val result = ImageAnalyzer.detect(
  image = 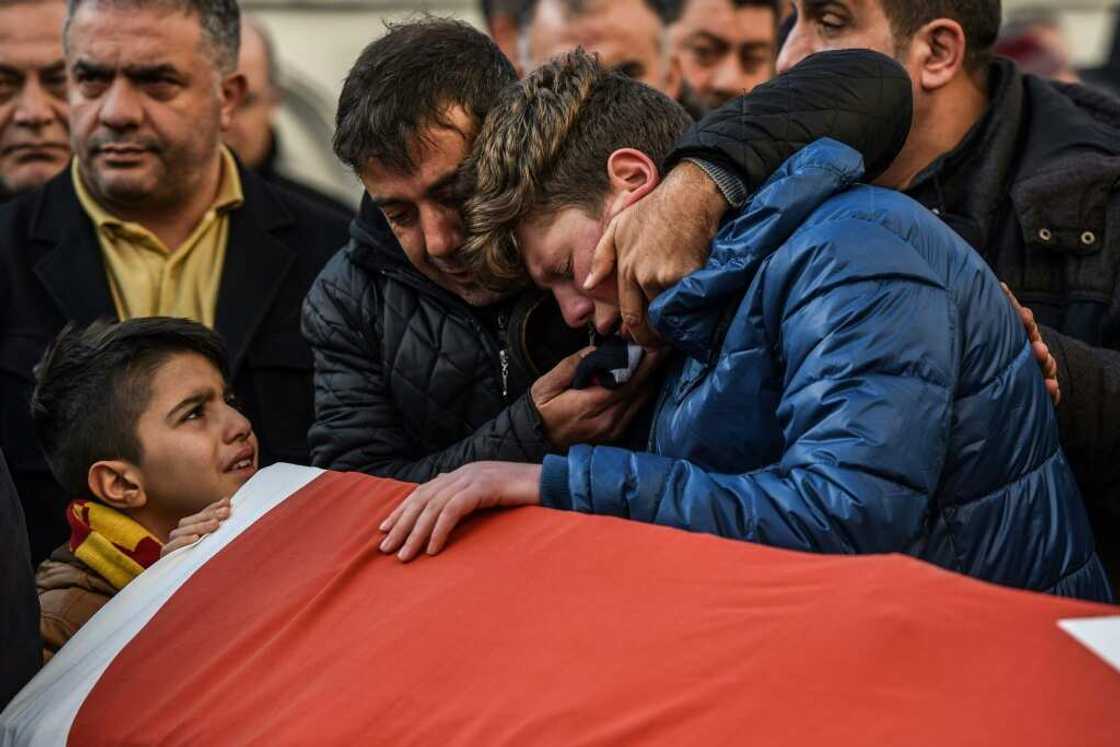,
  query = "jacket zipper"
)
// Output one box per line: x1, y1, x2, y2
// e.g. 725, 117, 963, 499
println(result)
497, 311, 511, 399
380, 267, 513, 404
